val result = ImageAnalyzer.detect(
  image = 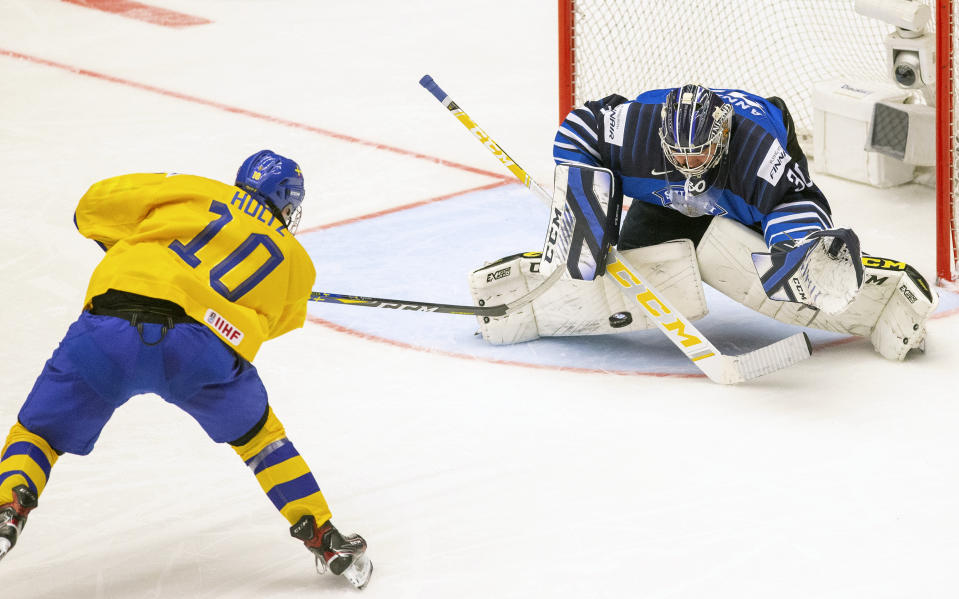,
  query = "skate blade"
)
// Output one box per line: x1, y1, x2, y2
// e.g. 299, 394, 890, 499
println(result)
342, 553, 372, 590
0, 537, 11, 562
